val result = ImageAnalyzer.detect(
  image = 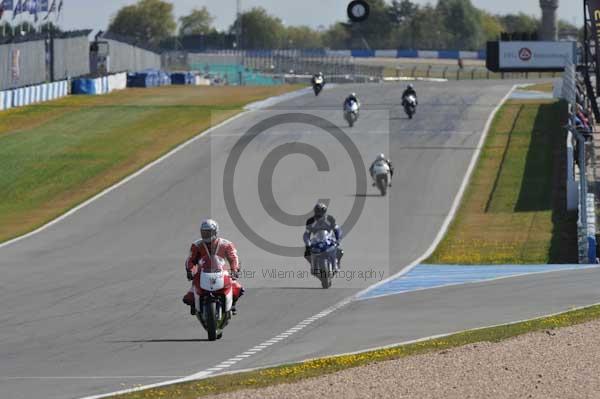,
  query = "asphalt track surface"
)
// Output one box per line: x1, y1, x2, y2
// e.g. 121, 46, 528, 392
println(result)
3, 81, 597, 399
